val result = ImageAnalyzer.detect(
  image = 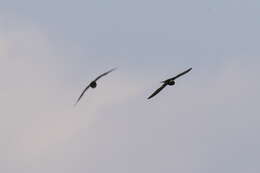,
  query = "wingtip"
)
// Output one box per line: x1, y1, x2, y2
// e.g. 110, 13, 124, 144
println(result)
74, 98, 81, 107
147, 95, 154, 100
112, 67, 118, 71
106, 67, 118, 74
73, 102, 78, 107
